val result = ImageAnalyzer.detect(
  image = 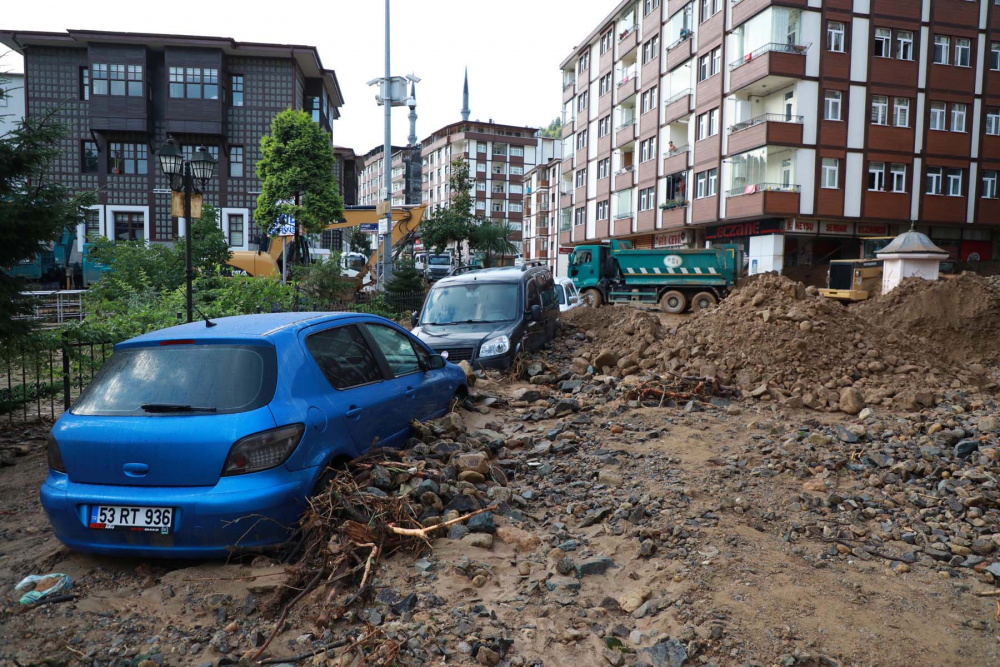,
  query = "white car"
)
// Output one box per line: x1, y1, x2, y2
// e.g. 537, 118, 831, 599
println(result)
555, 277, 583, 313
